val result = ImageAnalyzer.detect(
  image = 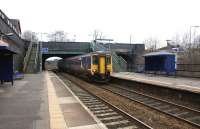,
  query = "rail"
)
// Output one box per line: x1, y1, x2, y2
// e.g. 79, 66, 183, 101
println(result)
23, 41, 33, 72
102, 84, 200, 128
60, 73, 153, 129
